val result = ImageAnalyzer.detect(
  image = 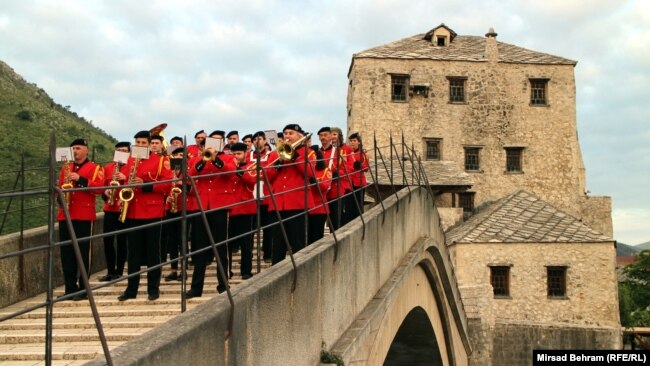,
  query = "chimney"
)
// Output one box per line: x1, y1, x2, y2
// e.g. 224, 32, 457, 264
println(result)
485, 27, 499, 63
